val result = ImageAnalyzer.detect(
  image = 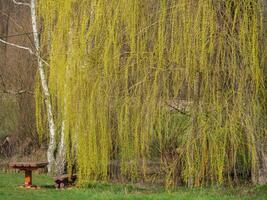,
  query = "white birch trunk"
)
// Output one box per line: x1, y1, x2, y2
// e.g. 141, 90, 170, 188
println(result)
55, 120, 66, 175
30, 0, 56, 173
